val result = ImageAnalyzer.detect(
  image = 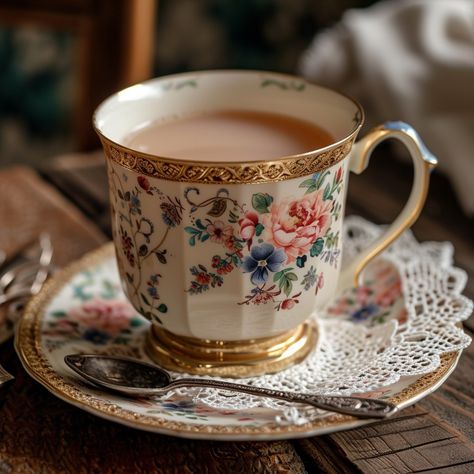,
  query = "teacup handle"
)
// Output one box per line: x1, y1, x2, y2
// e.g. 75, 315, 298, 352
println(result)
338, 121, 438, 291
